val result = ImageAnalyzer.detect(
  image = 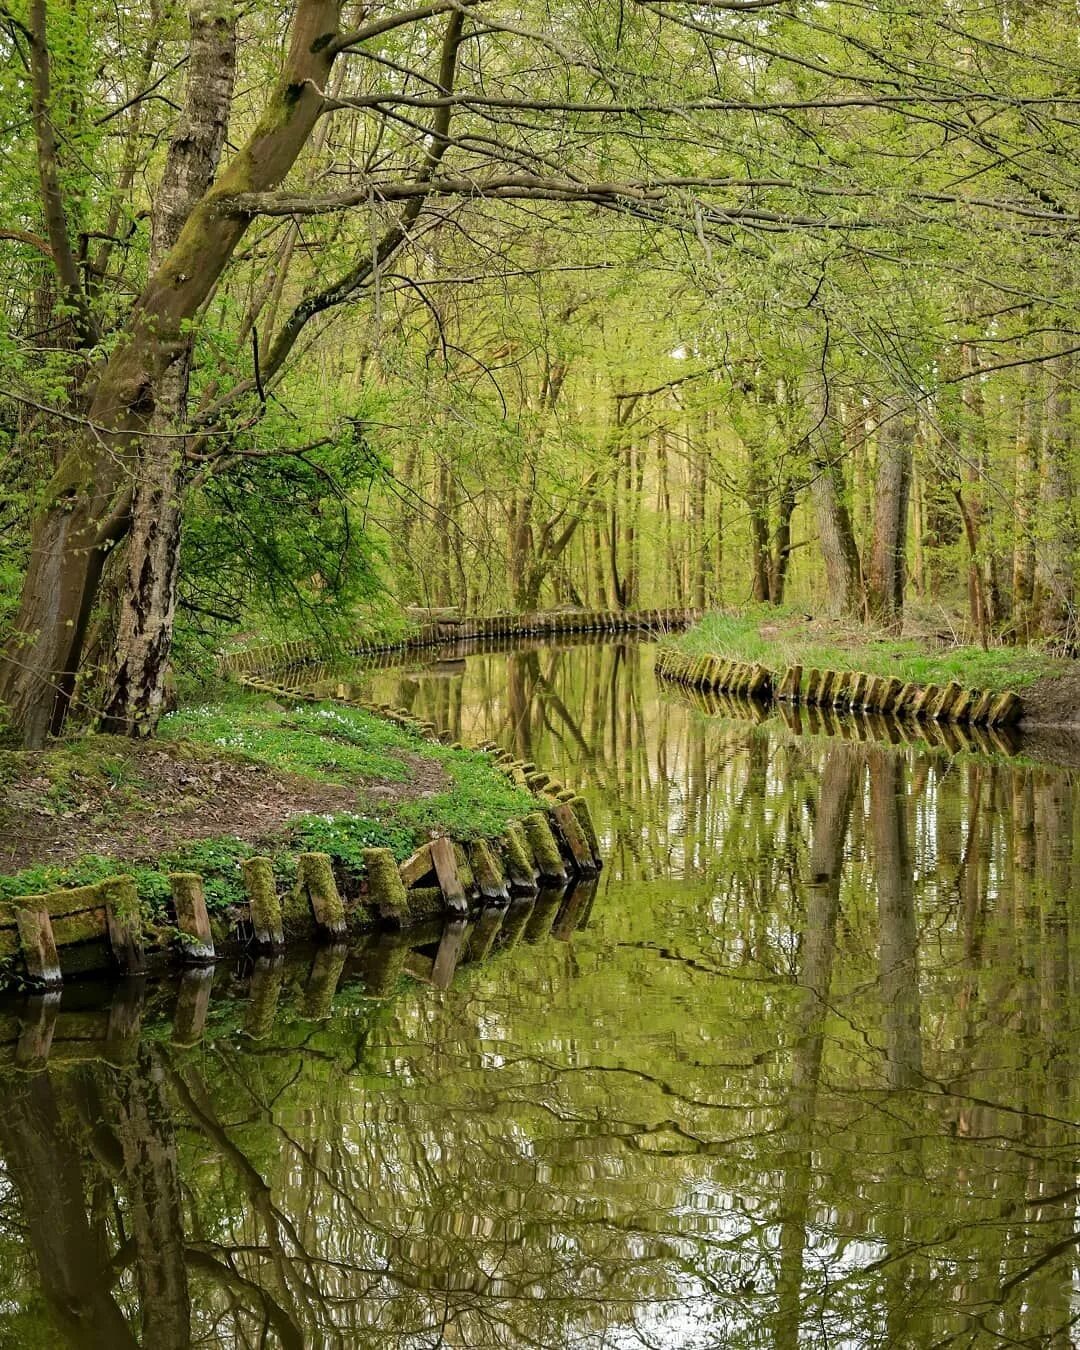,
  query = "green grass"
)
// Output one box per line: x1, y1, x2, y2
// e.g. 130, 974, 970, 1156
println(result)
674, 606, 1065, 692
0, 696, 538, 914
